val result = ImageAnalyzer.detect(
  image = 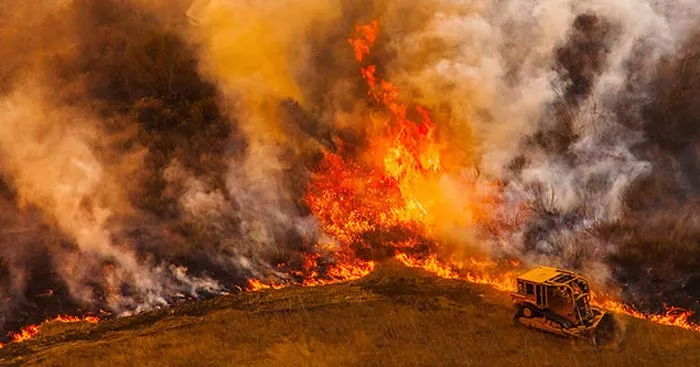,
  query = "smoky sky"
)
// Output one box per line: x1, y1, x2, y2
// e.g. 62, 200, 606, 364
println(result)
0, 0, 699, 336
